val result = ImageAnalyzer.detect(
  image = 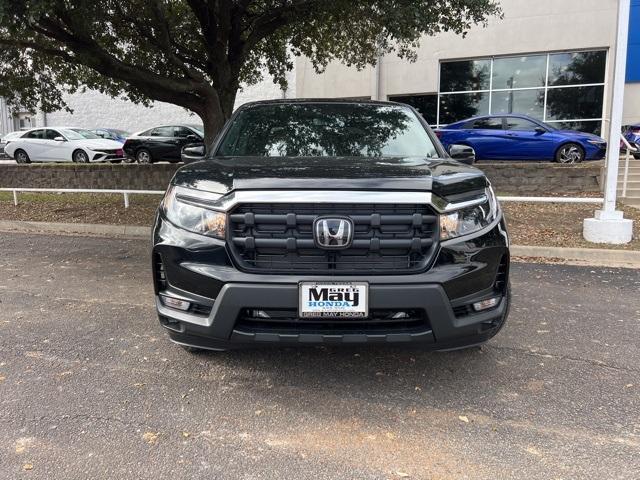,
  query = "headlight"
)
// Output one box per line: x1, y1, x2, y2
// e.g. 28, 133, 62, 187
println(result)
439, 187, 498, 240
162, 186, 226, 239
